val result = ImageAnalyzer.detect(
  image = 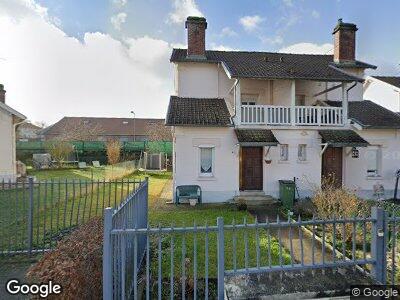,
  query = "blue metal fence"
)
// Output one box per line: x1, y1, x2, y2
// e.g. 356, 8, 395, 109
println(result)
103, 205, 400, 300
